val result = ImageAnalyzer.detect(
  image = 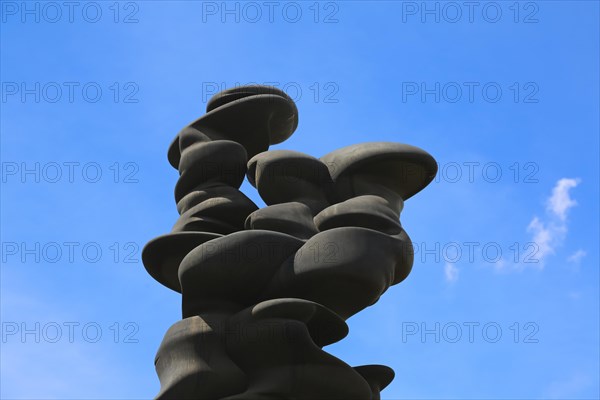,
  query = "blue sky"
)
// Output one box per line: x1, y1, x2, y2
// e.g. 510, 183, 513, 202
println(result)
1, 1, 598, 399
